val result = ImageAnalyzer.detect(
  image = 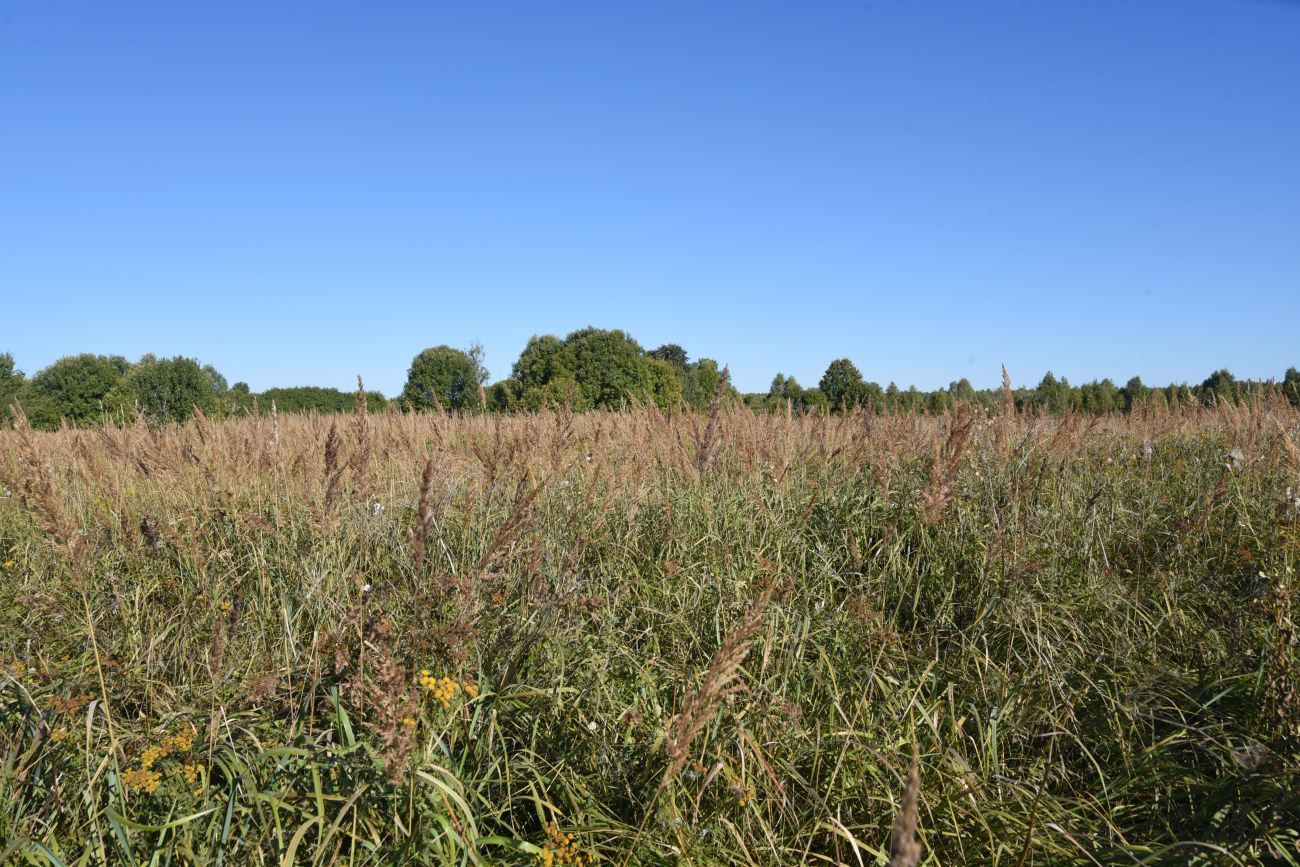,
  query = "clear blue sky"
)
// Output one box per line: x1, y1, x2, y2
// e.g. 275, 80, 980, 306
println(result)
3, 1, 1297, 395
